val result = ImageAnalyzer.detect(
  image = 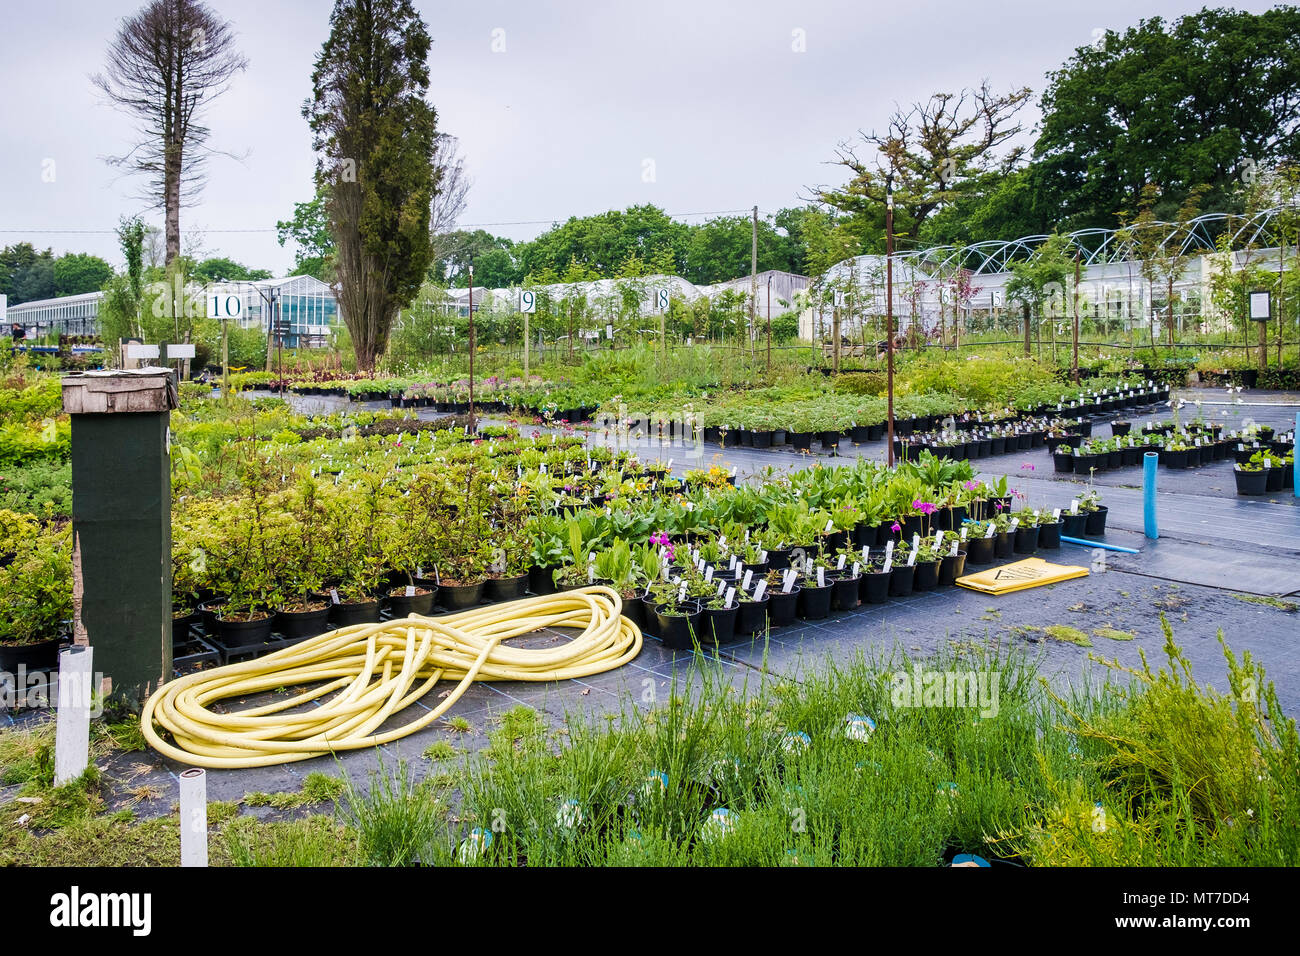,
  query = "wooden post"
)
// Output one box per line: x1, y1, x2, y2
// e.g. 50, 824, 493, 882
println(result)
62, 370, 176, 705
